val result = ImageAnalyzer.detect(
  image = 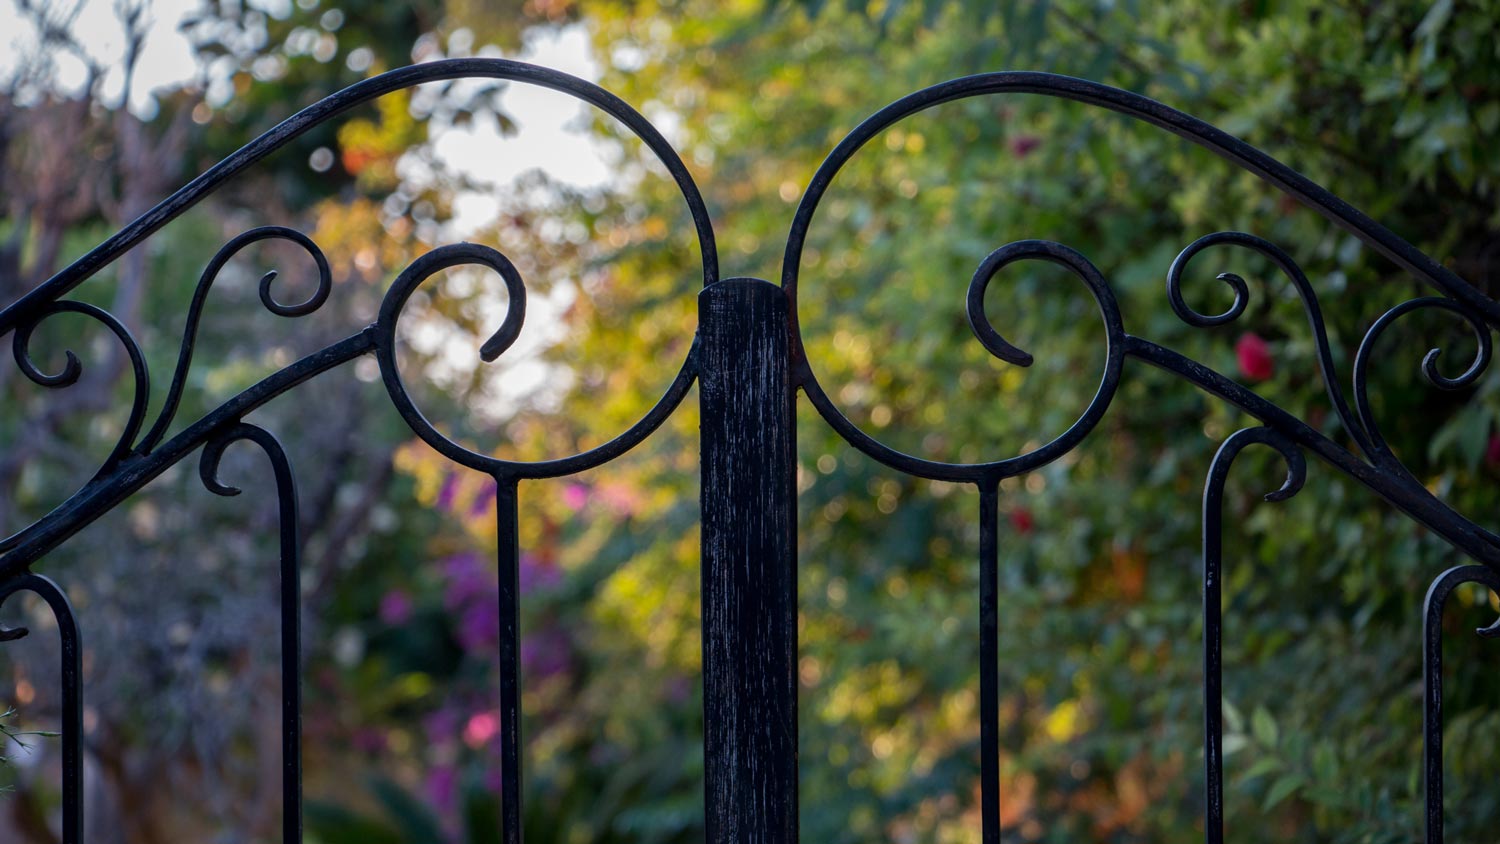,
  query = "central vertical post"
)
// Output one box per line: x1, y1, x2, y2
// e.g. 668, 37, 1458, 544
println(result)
699, 277, 798, 844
